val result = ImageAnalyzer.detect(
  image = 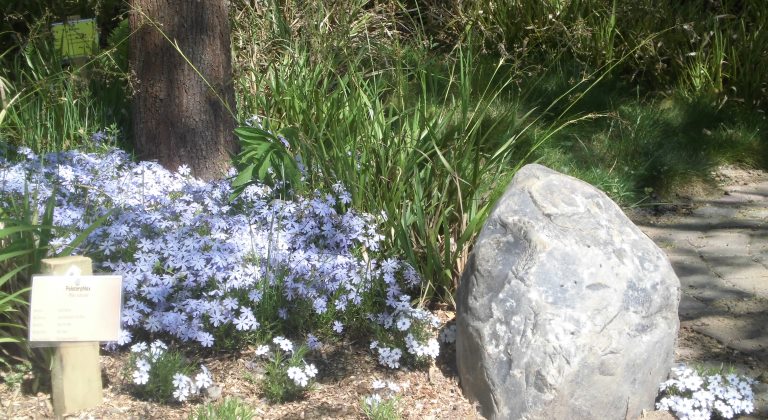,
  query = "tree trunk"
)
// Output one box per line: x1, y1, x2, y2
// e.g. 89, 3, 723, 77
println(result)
129, 0, 237, 180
